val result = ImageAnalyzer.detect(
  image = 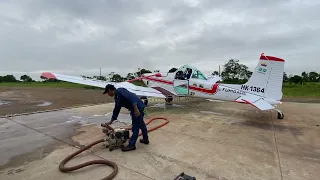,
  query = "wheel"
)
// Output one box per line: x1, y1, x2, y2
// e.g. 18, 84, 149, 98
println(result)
144, 99, 148, 106
165, 96, 173, 104
277, 112, 284, 119
109, 146, 114, 151
140, 96, 148, 106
